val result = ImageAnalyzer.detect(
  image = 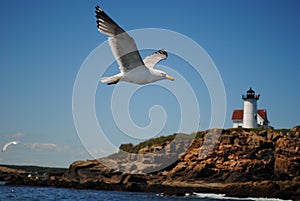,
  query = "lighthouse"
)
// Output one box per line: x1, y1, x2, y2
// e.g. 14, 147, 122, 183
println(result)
242, 87, 260, 128
232, 88, 270, 128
